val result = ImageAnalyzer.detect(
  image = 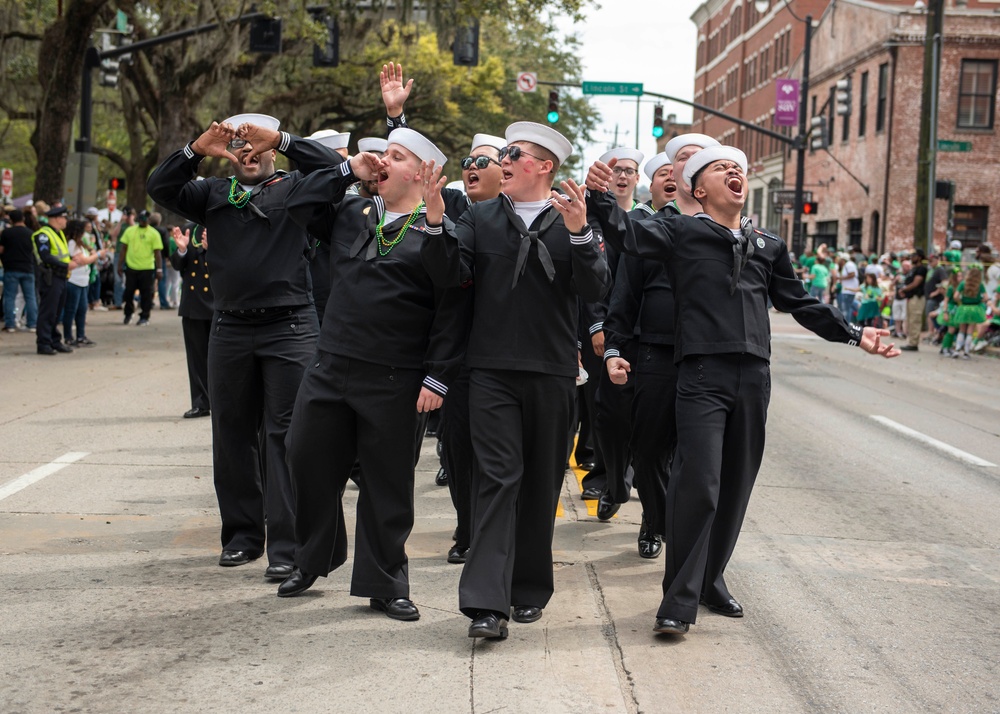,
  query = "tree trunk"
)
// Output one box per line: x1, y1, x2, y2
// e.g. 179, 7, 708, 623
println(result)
30, 0, 109, 204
